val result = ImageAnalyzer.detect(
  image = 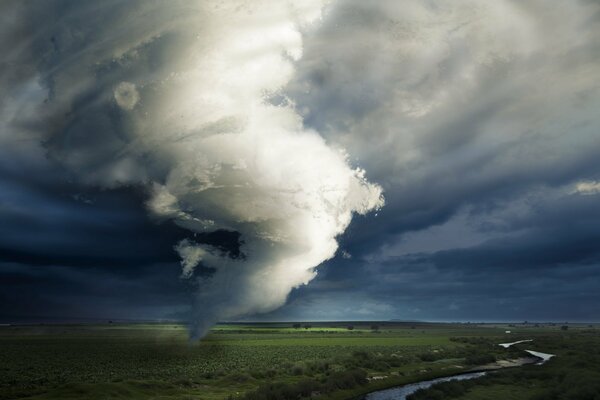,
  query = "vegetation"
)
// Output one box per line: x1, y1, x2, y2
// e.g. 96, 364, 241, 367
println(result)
408, 329, 600, 400
242, 369, 367, 400
0, 322, 597, 399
